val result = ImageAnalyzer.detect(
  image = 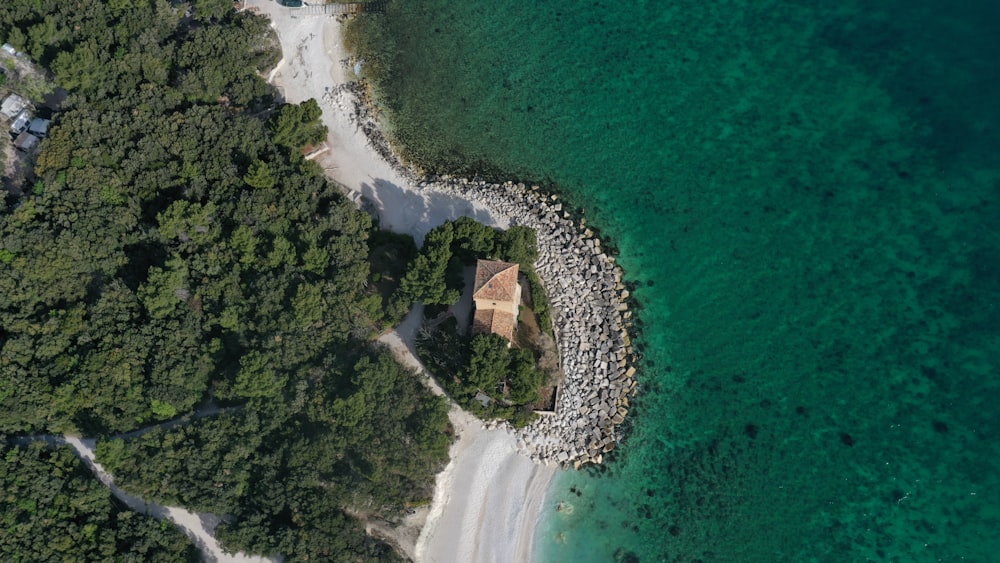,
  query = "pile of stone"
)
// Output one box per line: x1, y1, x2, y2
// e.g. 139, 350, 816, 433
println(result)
344, 88, 639, 469
429, 180, 639, 468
